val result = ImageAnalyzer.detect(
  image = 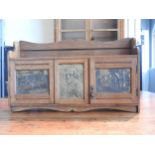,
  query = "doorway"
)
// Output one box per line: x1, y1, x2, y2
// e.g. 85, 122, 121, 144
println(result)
141, 19, 155, 92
